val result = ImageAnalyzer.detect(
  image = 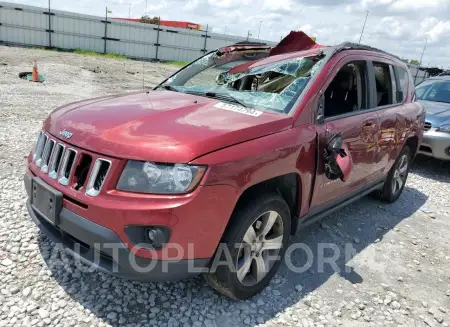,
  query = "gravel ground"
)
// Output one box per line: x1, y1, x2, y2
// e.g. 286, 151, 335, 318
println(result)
1, 44, 450, 327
